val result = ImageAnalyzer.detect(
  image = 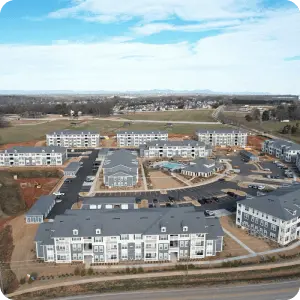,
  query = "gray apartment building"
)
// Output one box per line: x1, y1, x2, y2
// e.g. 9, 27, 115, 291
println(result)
102, 150, 139, 188
0, 146, 68, 167
117, 130, 168, 147
236, 186, 300, 246
34, 207, 224, 264
262, 139, 300, 162
196, 129, 248, 148
140, 140, 212, 158
46, 130, 100, 148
